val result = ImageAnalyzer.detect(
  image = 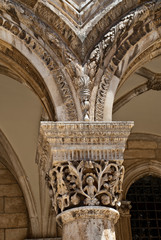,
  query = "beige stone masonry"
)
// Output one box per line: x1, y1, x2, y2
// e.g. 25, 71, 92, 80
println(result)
124, 149, 156, 159
0, 184, 22, 197
5, 197, 27, 213
116, 134, 161, 239
0, 213, 28, 228
0, 170, 17, 184
128, 140, 157, 149
0, 197, 4, 213
0, 161, 29, 240
0, 229, 4, 240
0, 162, 6, 169
6, 228, 28, 240
25, 239, 61, 240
